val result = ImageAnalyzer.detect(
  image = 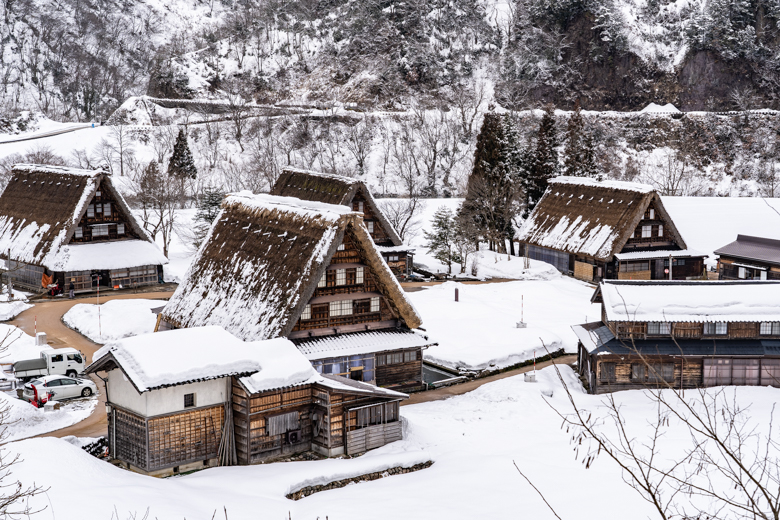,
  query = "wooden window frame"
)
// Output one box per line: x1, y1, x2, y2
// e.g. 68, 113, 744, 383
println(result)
184, 393, 195, 408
